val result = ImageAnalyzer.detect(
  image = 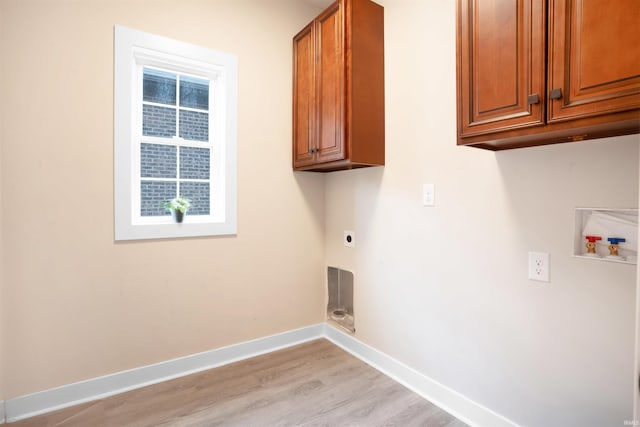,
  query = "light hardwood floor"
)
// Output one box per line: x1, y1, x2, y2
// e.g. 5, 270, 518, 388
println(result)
10, 339, 468, 426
